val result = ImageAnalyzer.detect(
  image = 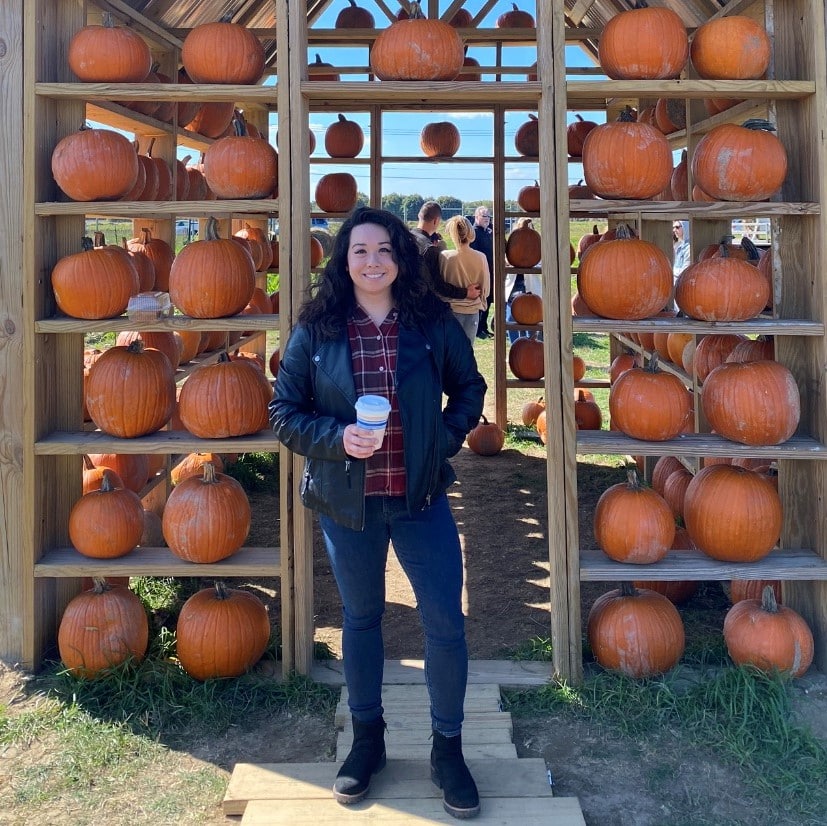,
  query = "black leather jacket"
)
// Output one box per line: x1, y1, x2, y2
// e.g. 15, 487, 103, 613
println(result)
269, 314, 486, 530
